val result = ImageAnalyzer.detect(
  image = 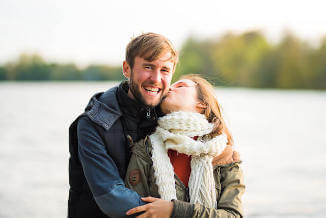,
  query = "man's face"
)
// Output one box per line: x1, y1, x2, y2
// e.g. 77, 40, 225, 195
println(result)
123, 52, 174, 107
